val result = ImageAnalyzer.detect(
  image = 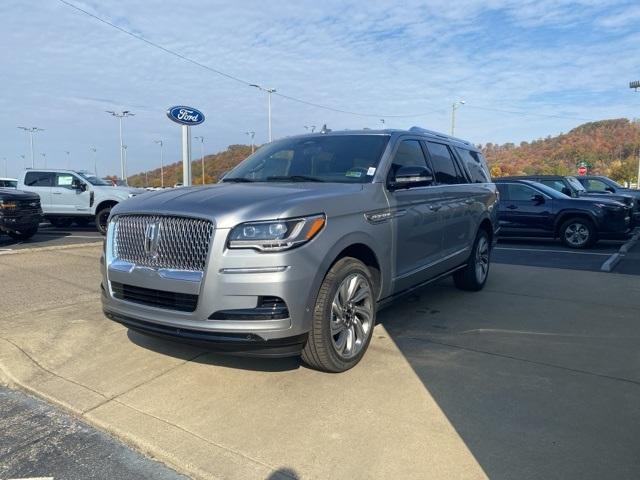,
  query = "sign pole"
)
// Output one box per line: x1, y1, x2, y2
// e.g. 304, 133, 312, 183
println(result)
182, 125, 192, 186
